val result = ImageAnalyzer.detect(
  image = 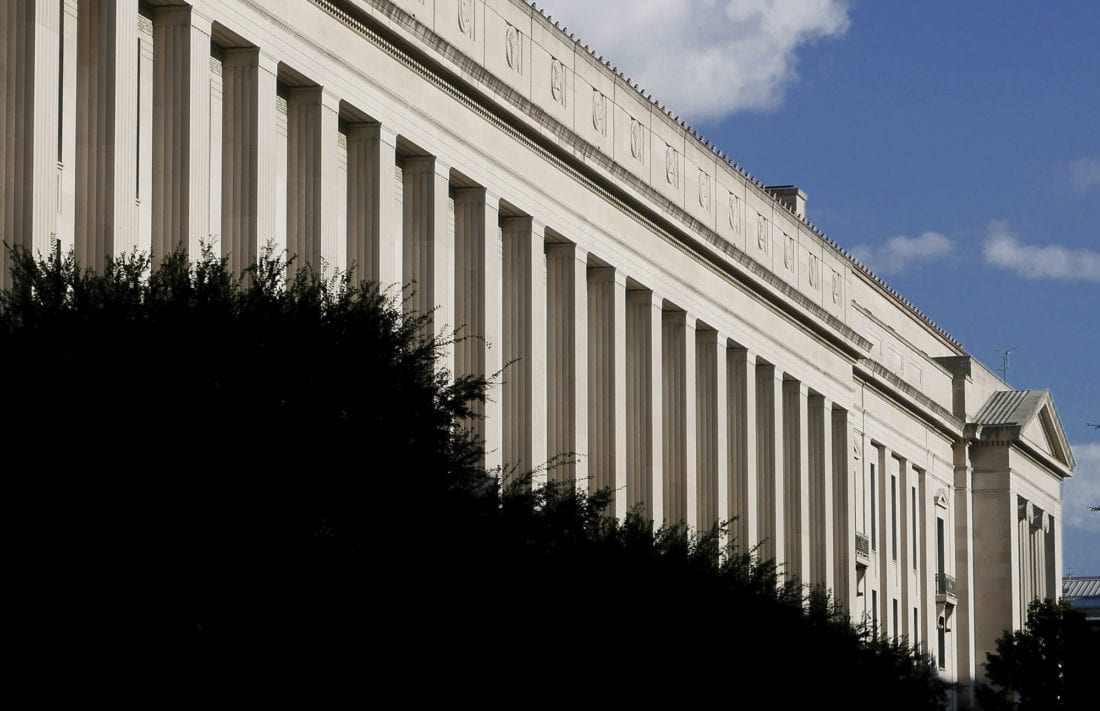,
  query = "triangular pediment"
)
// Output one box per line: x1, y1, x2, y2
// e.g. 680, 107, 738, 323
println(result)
972, 389, 1075, 470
